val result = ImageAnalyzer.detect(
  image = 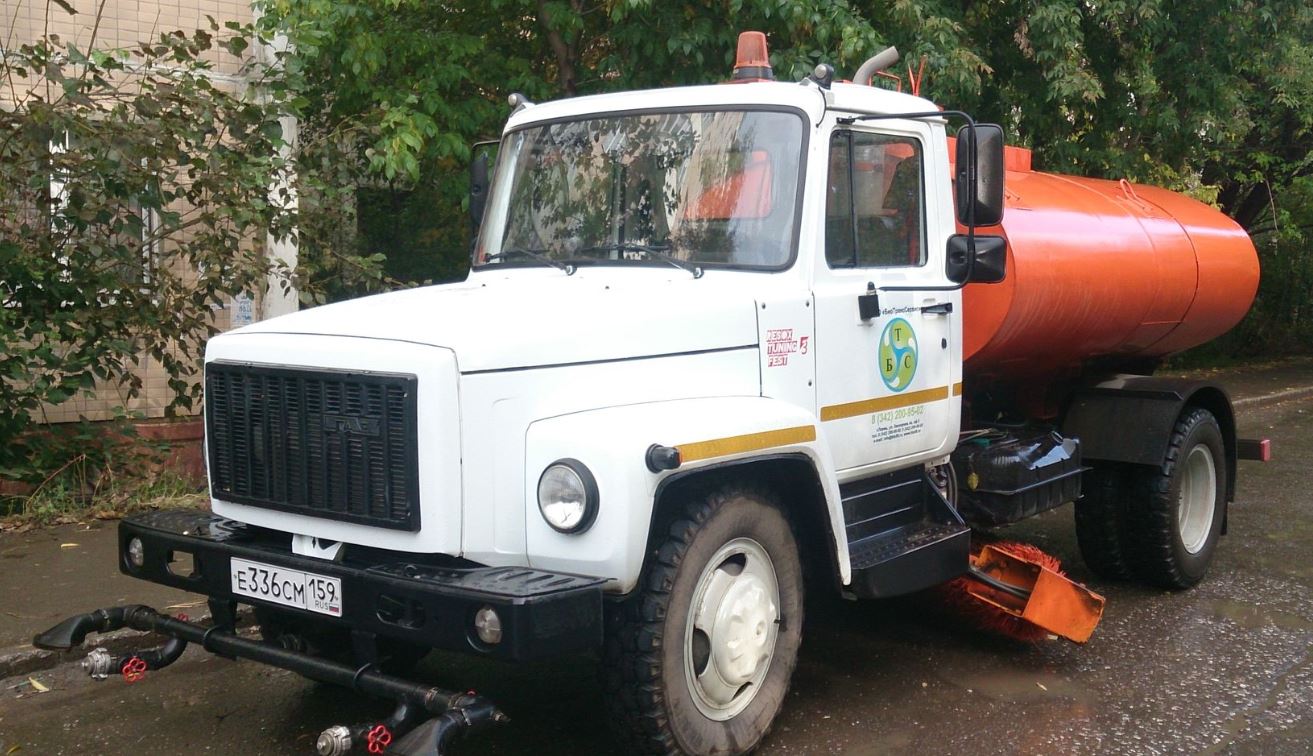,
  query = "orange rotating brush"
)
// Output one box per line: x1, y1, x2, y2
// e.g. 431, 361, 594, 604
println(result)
933, 541, 1106, 643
